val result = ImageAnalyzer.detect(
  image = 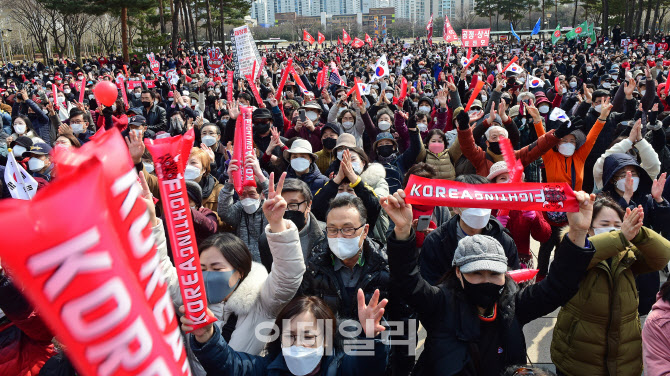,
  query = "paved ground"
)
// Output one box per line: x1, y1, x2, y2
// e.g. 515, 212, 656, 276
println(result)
414, 238, 670, 373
